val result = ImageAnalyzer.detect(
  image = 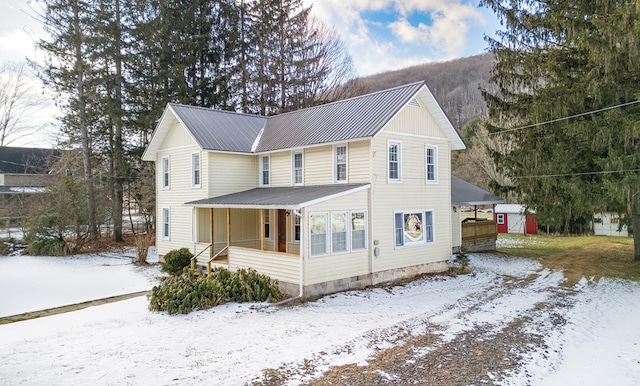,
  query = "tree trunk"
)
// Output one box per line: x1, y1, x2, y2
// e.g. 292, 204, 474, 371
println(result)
633, 191, 640, 261
112, 0, 124, 242
73, 0, 99, 243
